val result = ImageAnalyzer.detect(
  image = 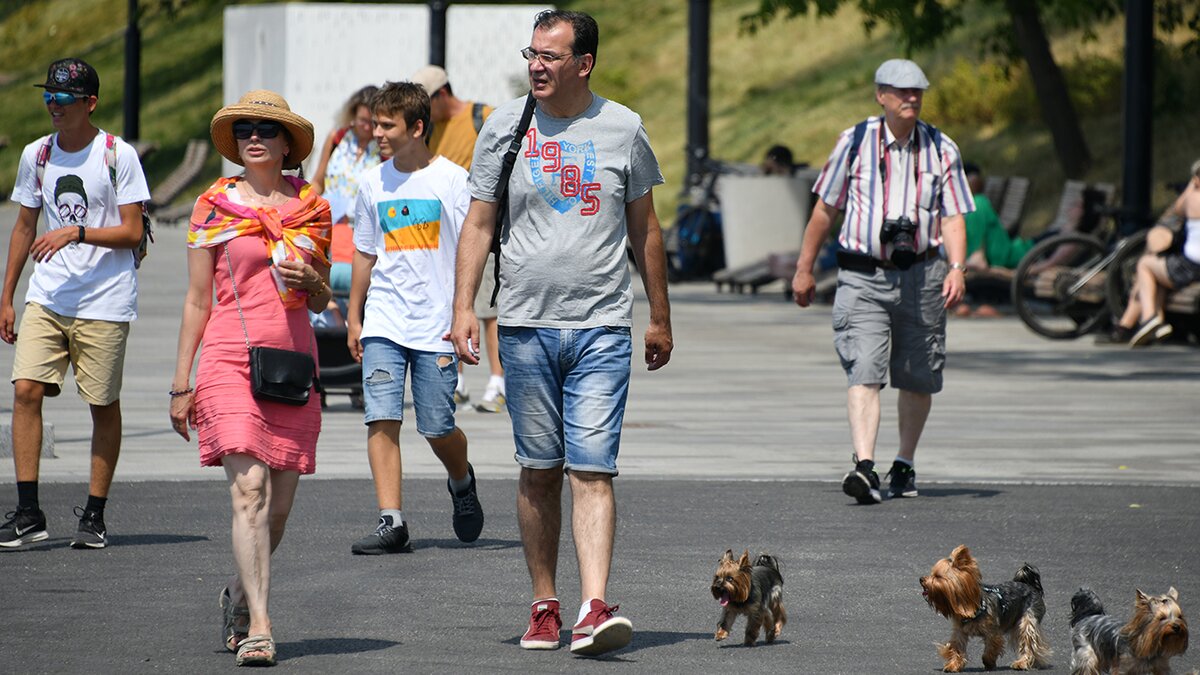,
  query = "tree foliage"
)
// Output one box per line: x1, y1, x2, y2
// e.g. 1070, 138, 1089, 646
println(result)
742, 0, 1200, 60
